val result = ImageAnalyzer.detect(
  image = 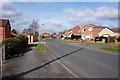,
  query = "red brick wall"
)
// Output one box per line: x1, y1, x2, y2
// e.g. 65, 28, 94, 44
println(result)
0, 21, 11, 42
81, 25, 102, 40
5, 23, 11, 38
0, 27, 4, 42
92, 27, 101, 39
72, 26, 81, 34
